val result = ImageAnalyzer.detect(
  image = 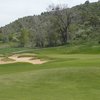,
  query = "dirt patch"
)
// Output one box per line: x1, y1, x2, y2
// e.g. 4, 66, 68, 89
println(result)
0, 57, 16, 64
0, 54, 47, 65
